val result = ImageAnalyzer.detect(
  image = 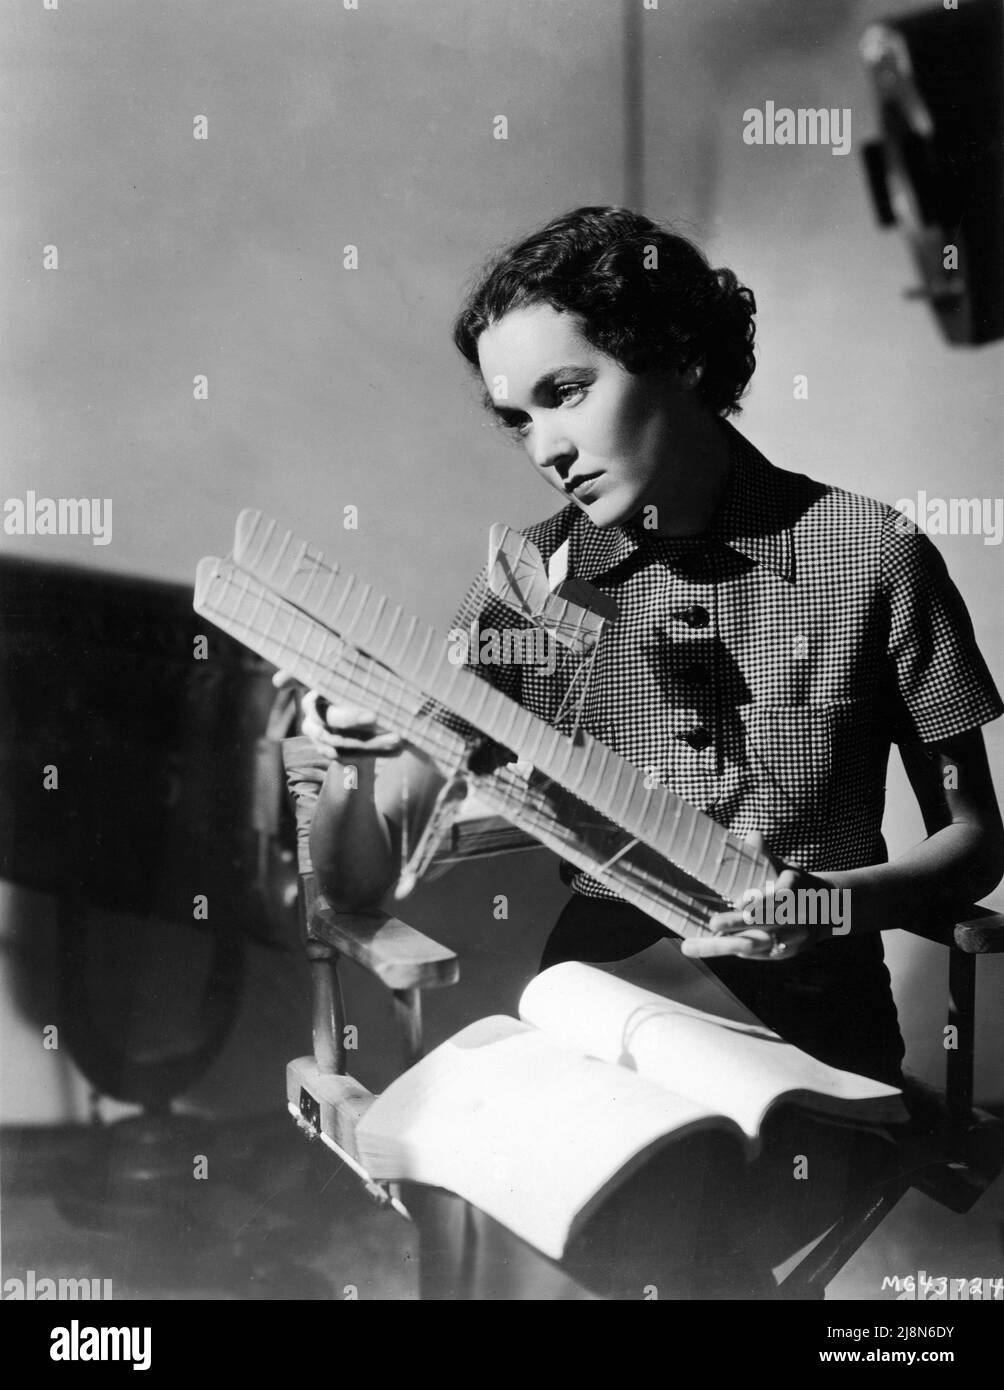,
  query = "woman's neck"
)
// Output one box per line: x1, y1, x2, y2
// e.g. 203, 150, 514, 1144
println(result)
647, 412, 734, 538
